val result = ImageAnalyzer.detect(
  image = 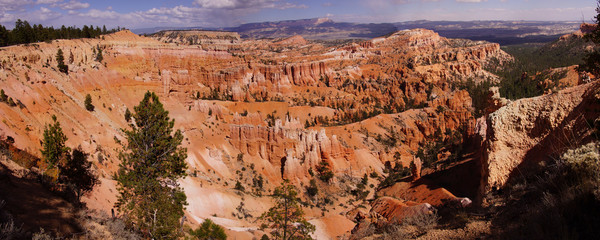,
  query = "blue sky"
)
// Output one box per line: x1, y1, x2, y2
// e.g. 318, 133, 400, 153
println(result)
0, 0, 595, 29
